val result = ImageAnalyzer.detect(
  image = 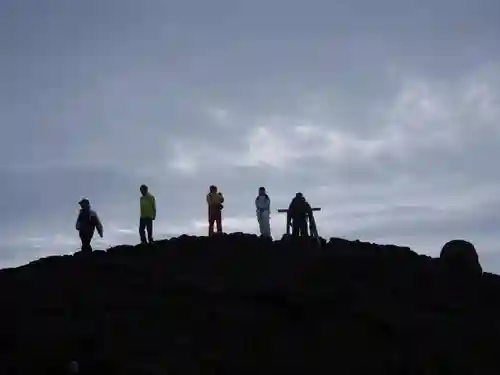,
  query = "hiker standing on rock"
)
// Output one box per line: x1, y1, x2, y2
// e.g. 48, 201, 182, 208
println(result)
255, 187, 271, 238
75, 198, 103, 253
139, 184, 156, 244
207, 185, 224, 235
286, 192, 314, 237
